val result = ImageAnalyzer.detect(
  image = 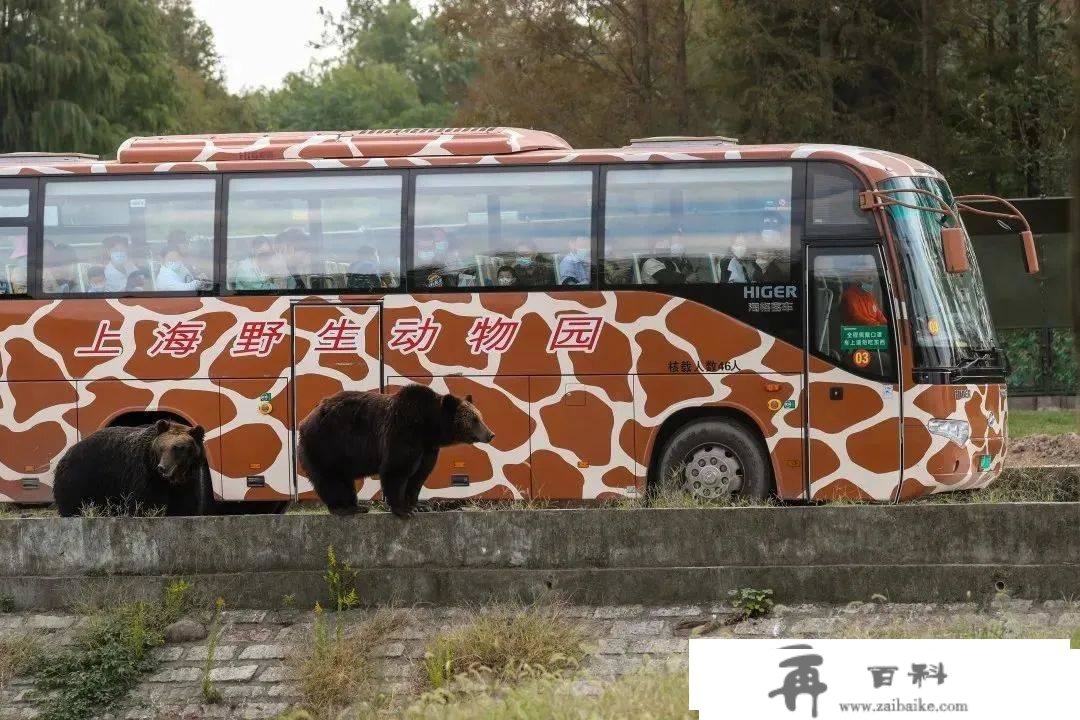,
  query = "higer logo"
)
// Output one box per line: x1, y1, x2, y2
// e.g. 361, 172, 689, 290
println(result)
744, 285, 797, 299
